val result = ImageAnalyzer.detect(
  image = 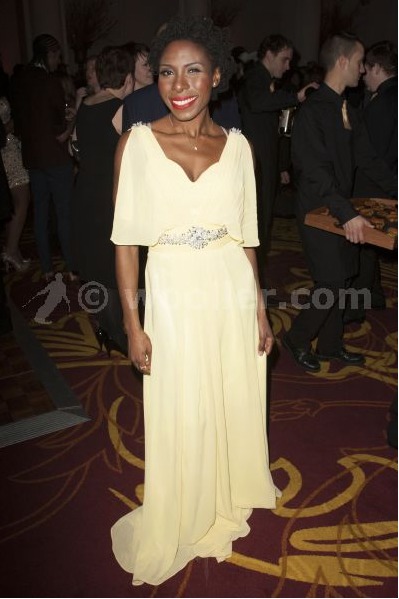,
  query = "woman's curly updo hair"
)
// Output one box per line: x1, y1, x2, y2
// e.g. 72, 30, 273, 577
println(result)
148, 15, 236, 95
